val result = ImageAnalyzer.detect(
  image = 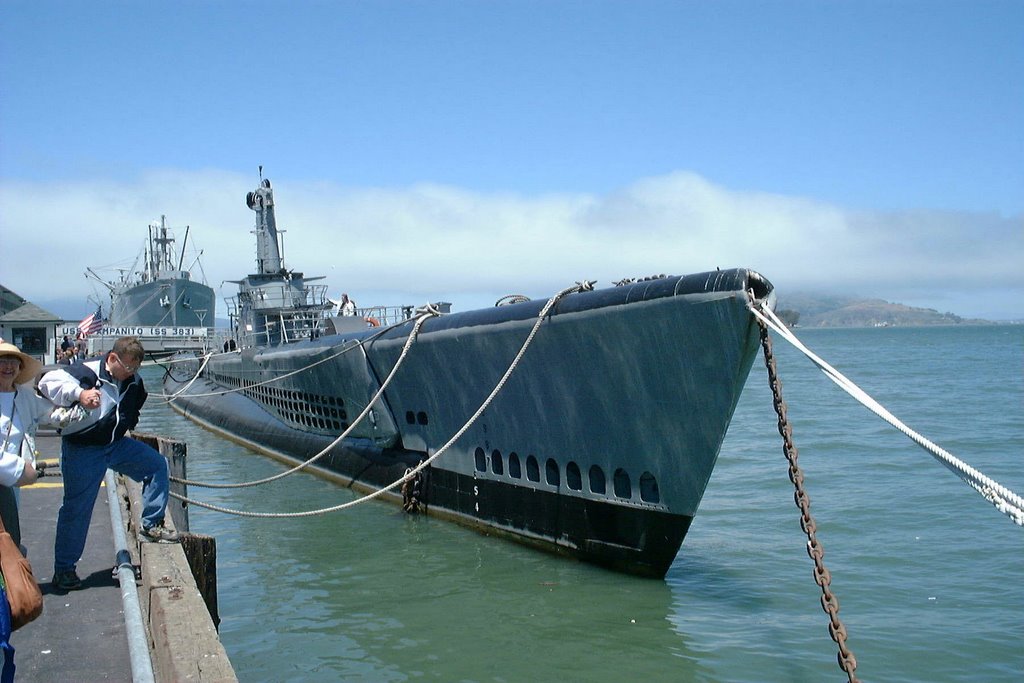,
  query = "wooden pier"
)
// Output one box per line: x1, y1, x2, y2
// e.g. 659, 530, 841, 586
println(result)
13, 430, 236, 682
